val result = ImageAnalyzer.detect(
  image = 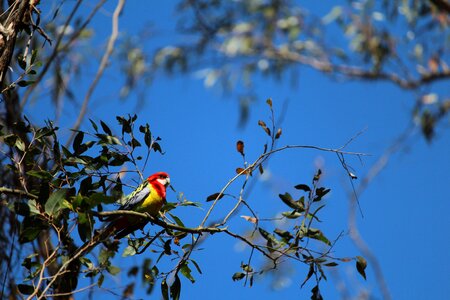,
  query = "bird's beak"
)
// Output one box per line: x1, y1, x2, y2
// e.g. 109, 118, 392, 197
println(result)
165, 177, 171, 187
